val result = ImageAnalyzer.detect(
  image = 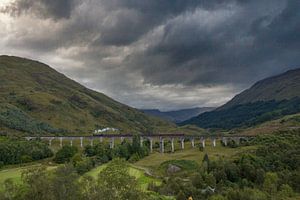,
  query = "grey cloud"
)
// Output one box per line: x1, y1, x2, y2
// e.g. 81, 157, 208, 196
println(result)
1, 0, 300, 110
3, 0, 80, 19
128, 0, 299, 87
